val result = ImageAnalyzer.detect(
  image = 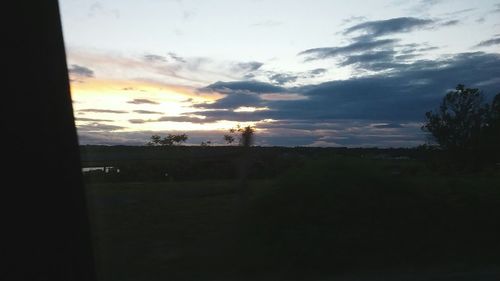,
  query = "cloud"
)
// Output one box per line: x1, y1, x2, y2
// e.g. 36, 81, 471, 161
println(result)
168, 52, 186, 63
196, 92, 263, 110
232, 61, 264, 72
343, 17, 435, 38
77, 130, 154, 146
75, 117, 113, 122
372, 123, 404, 129
77, 122, 124, 132
308, 68, 328, 76
133, 110, 164, 114
143, 54, 167, 63
339, 50, 397, 69
68, 64, 94, 78
476, 17, 486, 23
299, 38, 398, 61
129, 119, 147, 124
262, 69, 328, 86
127, 98, 159, 105
79, 109, 128, 114
201, 80, 286, 94
269, 73, 299, 85
440, 20, 459, 26
196, 52, 500, 125
255, 119, 424, 147
475, 35, 500, 47
341, 16, 367, 25
299, 14, 458, 69
300, 31, 441, 72
156, 115, 211, 123
127, 115, 215, 124
196, 80, 296, 109
494, 3, 500, 13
